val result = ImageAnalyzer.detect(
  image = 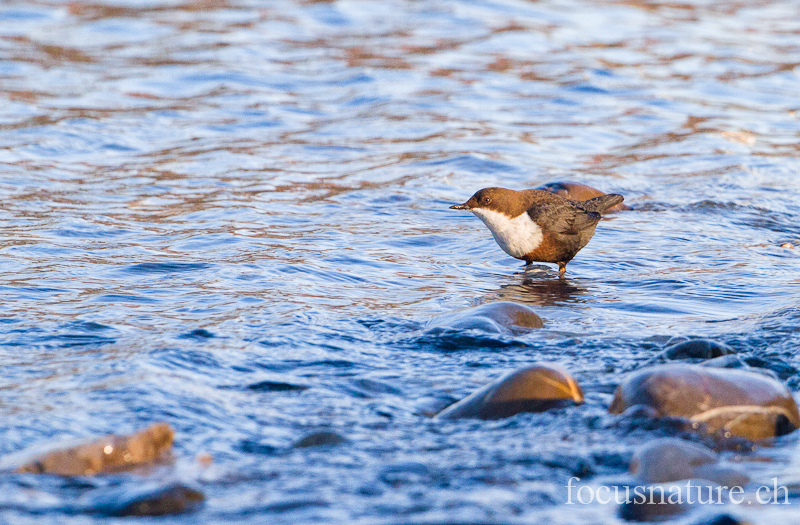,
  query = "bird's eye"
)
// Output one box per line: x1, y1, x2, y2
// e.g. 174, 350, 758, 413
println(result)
482, 197, 491, 205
